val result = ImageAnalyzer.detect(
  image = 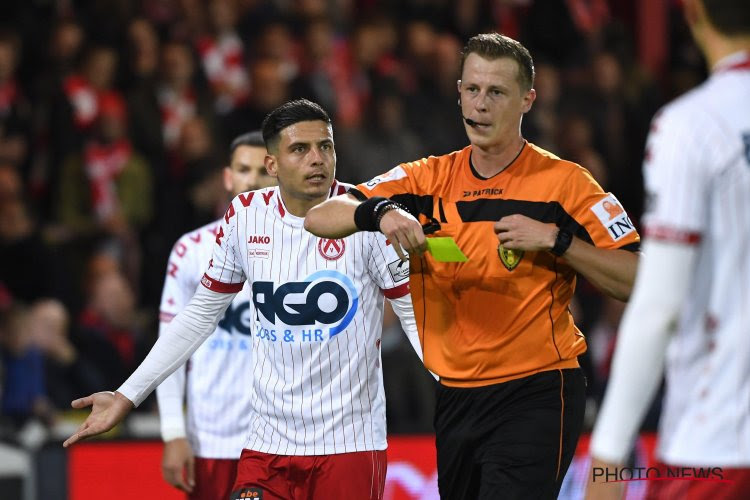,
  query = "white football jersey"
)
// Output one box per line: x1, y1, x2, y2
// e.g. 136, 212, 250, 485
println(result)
642, 51, 750, 466
202, 181, 410, 455
157, 221, 254, 459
